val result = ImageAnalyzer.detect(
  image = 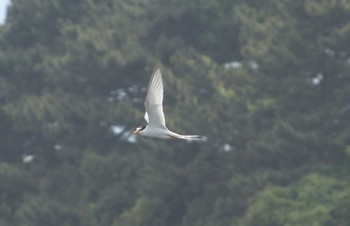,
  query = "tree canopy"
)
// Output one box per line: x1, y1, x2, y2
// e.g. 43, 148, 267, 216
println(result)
0, 0, 349, 225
